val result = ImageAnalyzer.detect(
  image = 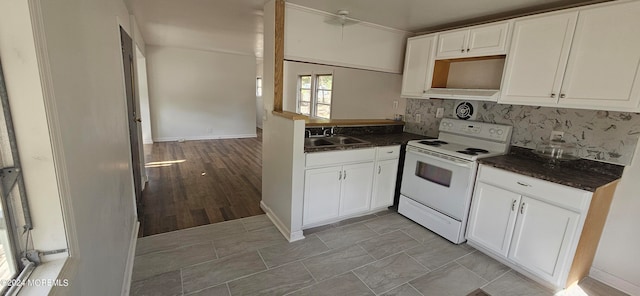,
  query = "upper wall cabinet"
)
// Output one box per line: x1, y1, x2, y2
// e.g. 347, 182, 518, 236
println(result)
436, 22, 511, 59
500, 1, 640, 112
400, 34, 437, 98
284, 4, 410, 73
